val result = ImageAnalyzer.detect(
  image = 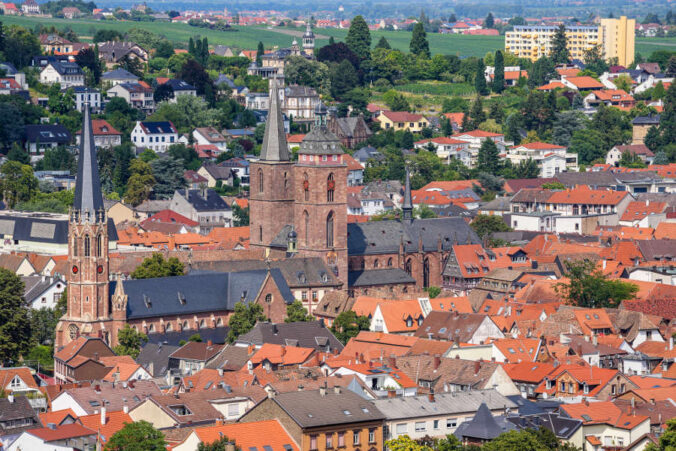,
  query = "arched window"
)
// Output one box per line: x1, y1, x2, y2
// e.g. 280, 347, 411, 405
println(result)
265, 294, 272, 303
216, 318, 223, 327
327, 173, 335, 202
165, 322, 173, 332
326, 211, 334, 248
72, 236, 78, 257
84, 235, 90, 257
200, 319, 206, 329
182, 320, 189, 330
96, 234, 102, 257
303, 173, 309, 201
68, 324, 79, 340
405, 258, 412, 275
258, 169, 264, 193
148, 323, 155, 332
374, 259, 379, 268
387, 257, 393, 267
283, 172, 288, 195
259, 225, 263, 242
423, 257, 430, 289
303, 211, 309, 245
